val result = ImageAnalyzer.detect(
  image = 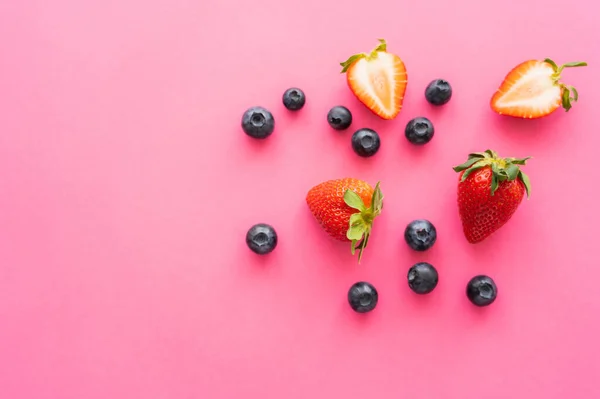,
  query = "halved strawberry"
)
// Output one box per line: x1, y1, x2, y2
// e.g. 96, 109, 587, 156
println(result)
491, 58, 587, 119
340, 39, 407, 120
